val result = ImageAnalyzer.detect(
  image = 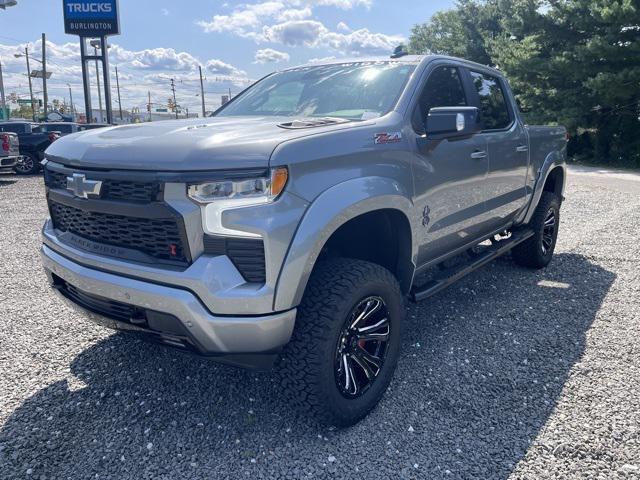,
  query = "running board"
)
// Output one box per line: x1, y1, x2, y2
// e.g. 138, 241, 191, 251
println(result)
410, 229, 535, 303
